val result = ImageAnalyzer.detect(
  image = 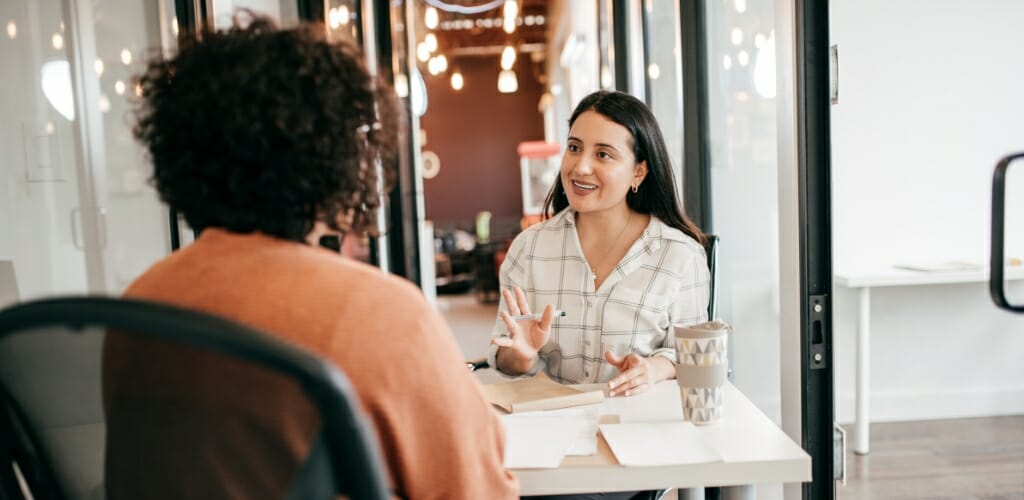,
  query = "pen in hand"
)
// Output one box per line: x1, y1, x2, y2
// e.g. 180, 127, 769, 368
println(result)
510, 310, 566, 321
